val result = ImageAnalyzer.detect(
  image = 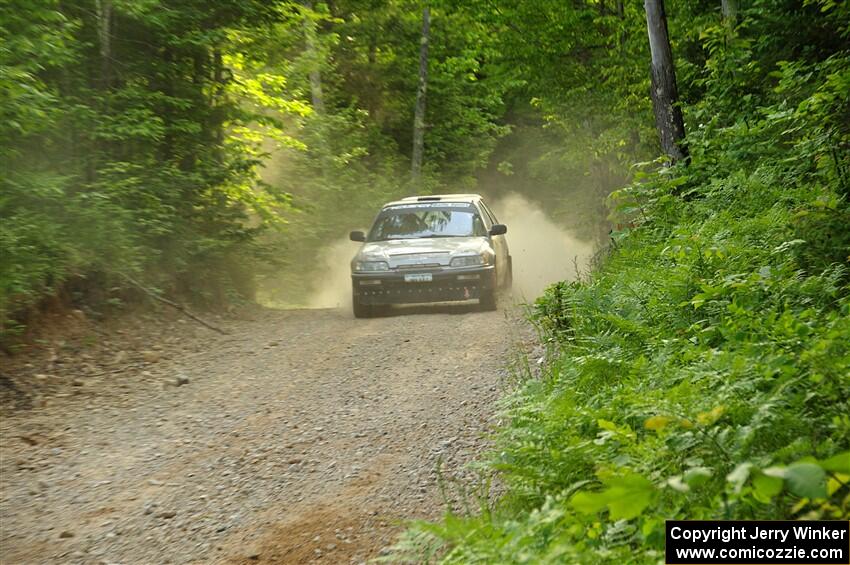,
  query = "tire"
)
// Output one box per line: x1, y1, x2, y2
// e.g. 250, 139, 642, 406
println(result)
352, 296, 373, 318
479, 288, 498, 311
